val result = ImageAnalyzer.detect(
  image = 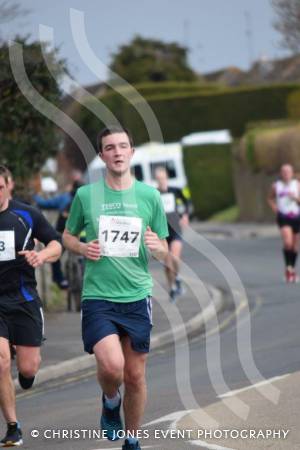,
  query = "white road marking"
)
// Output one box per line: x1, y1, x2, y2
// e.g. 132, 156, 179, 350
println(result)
218, 374, 290, 399
189, 439, 236, 450
90, 446, 159, 450
143, 409, 194, 430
